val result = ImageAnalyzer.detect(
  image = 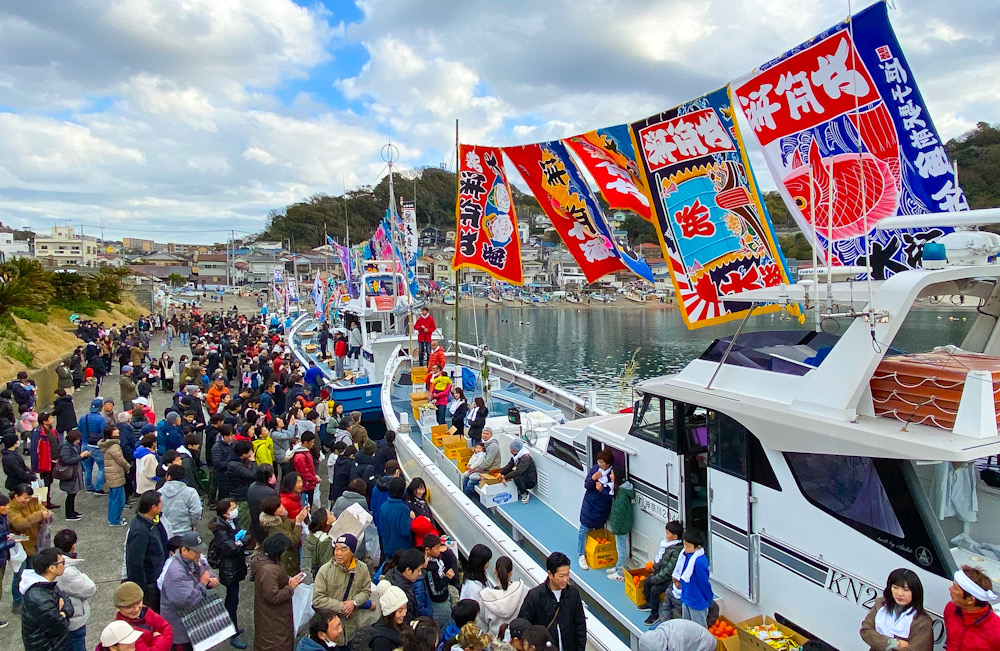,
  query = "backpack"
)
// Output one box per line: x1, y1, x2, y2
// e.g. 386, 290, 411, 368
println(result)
207, 536, 220, 569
